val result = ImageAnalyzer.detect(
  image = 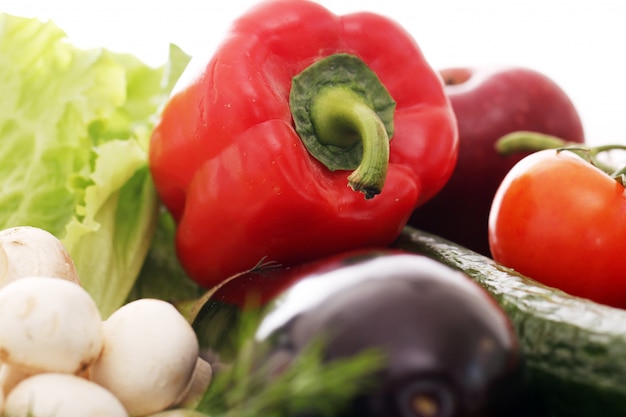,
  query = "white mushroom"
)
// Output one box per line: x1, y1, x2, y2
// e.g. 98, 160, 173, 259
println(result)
0, 276, 103, 374
0, 226, 80, 287
89, 298, 200, 416
4, 373, 128, 417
